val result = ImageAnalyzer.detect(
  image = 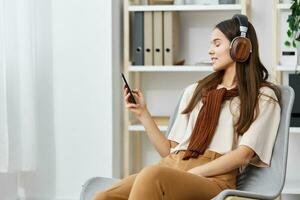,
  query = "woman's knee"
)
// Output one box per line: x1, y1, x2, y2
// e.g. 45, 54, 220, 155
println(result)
137, 165, 168, 181
93, 191, 109, 200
